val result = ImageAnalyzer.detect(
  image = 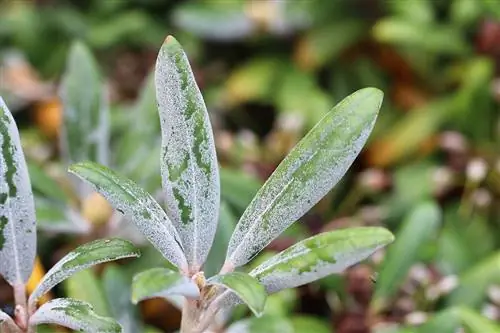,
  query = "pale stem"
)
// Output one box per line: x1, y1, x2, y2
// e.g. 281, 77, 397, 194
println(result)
13, 283, 33, 333
180, 299, 200, 333
194, 290, 230, 333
